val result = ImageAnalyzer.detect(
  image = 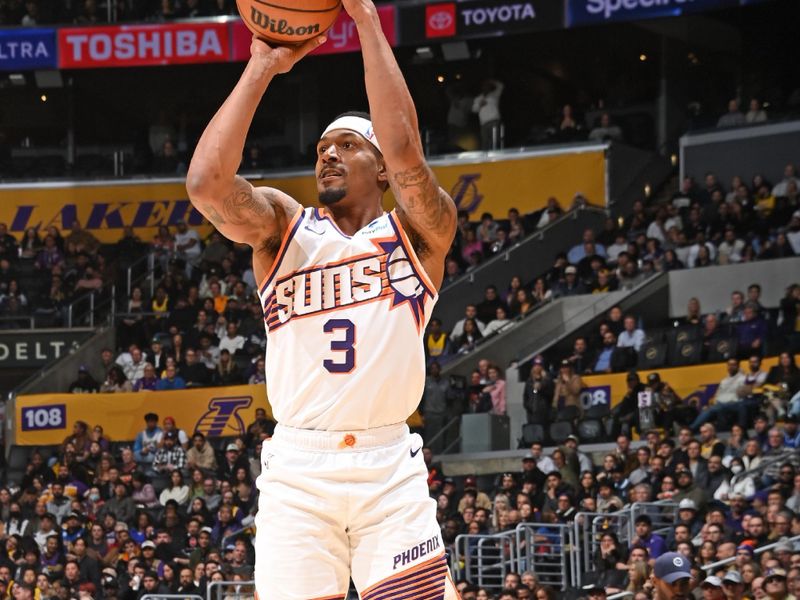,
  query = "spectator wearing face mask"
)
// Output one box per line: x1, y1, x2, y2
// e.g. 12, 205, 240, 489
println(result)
714, 458, 755, 502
